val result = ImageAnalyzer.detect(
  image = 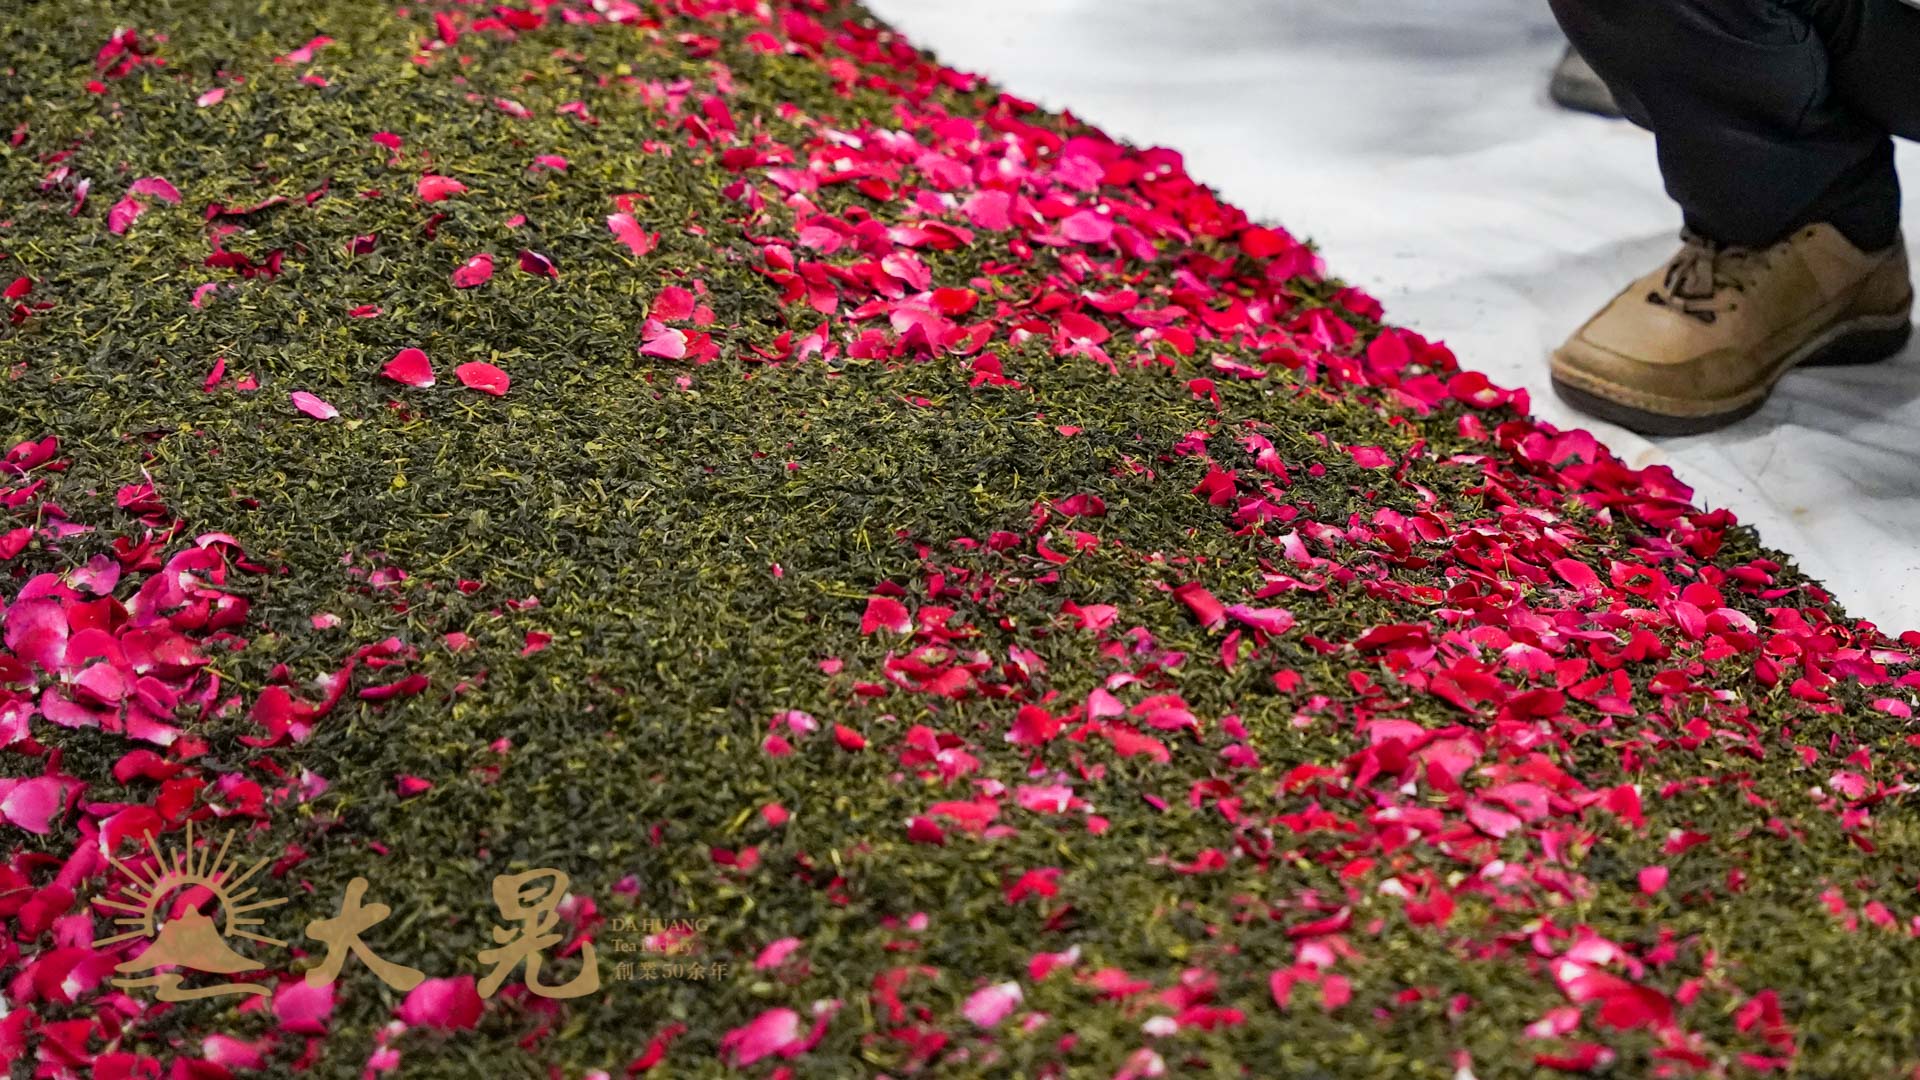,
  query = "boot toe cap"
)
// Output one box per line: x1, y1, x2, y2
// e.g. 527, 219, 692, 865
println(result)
1549, 334, 1728, 418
